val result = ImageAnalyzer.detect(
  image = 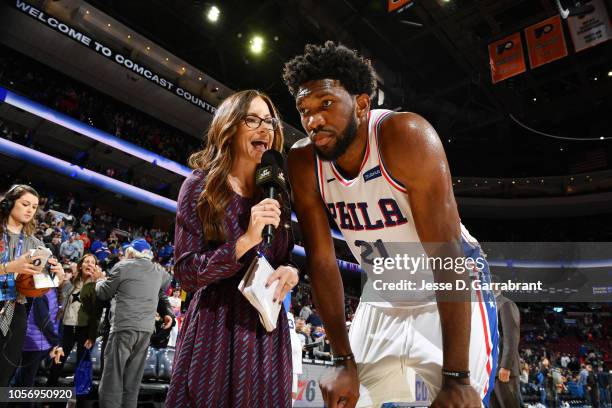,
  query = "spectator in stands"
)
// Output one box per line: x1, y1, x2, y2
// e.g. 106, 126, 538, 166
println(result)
13, 275, 66, 390
90, 238, 111, 263
305, 307, 322, 328
295, 317, 310, 347
150, 311, 175, 349
536, 365, 549, 406
0, 184, 63, 386
1, 47, 200, 167
312, 327, 332, 361
46, 232, 62, 259
588, 364, 601, 407
95, 239, 171, 408
80, 208, 92, 226
597, 365, 610, 408
166, 90, 298, 407
519, 361, 530, 396
168, 288, 182, 316
311, 325, 325, 342
580, 364, 590, 393
552, 367, 566, 405
59, 232, 81, 262
298, 303, 313, 321
560, 353, 570, 368
46, 254, 102, 387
